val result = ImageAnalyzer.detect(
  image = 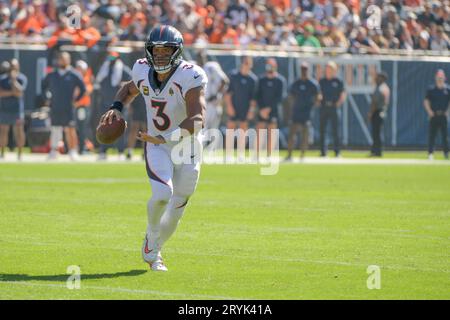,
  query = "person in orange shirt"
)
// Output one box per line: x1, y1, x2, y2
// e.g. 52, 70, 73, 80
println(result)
269, 0, 291, 12
221, 23, 239, 45
72, 15, 101, 48
119, 2, 147, 32
47, 18, 75, 48
74, 60, 94, 154
194, 0, 210, 25
209, 17, 226, 44
15, 5, 46, 35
